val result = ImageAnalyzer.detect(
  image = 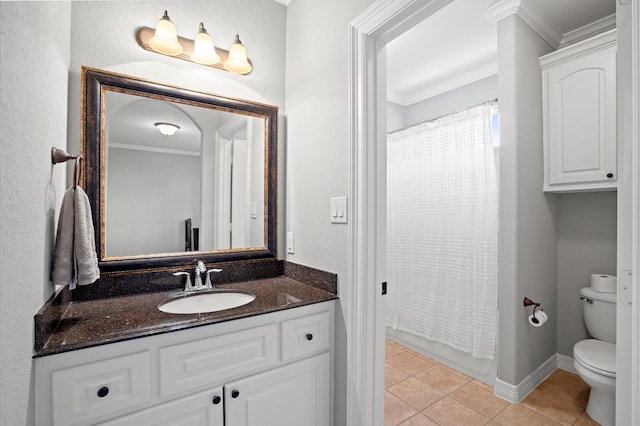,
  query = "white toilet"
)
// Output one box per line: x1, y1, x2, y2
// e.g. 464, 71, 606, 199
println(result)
573, 280, 616, 426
